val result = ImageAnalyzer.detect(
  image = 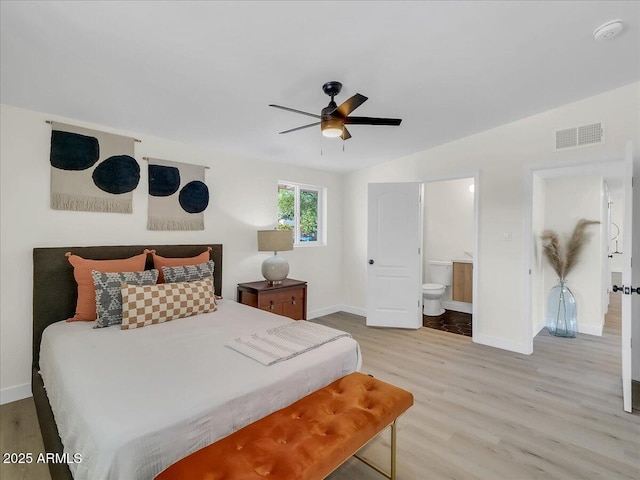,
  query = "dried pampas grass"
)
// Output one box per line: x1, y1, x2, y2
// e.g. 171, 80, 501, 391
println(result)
540, 229, 563, 278
540, 219, 600, 279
